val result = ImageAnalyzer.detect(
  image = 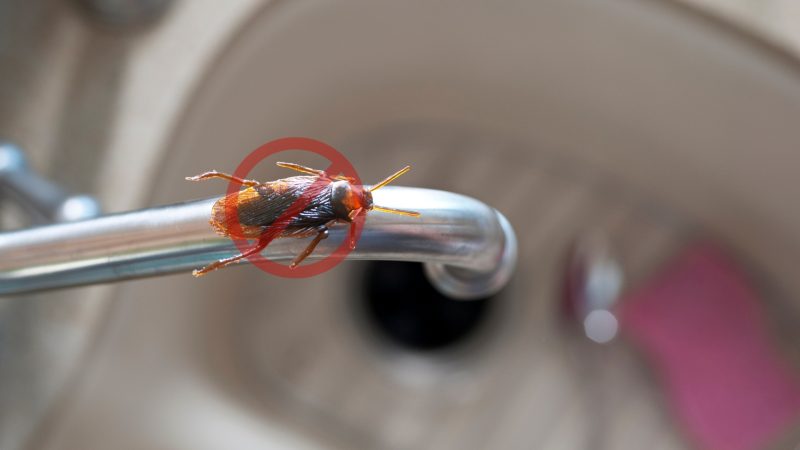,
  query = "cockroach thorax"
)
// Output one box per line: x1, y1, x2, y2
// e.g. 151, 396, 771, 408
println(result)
331, 180, 373, 219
